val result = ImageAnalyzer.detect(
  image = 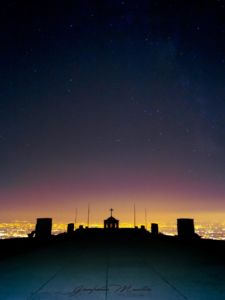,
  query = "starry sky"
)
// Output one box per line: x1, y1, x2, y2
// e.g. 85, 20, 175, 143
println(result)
1, 0, 225, 225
